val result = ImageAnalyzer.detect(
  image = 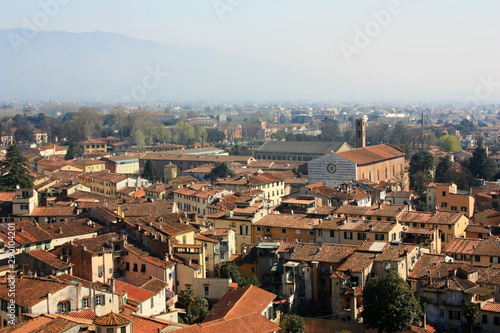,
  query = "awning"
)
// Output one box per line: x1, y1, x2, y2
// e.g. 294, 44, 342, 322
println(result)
284, 261, 300, 268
